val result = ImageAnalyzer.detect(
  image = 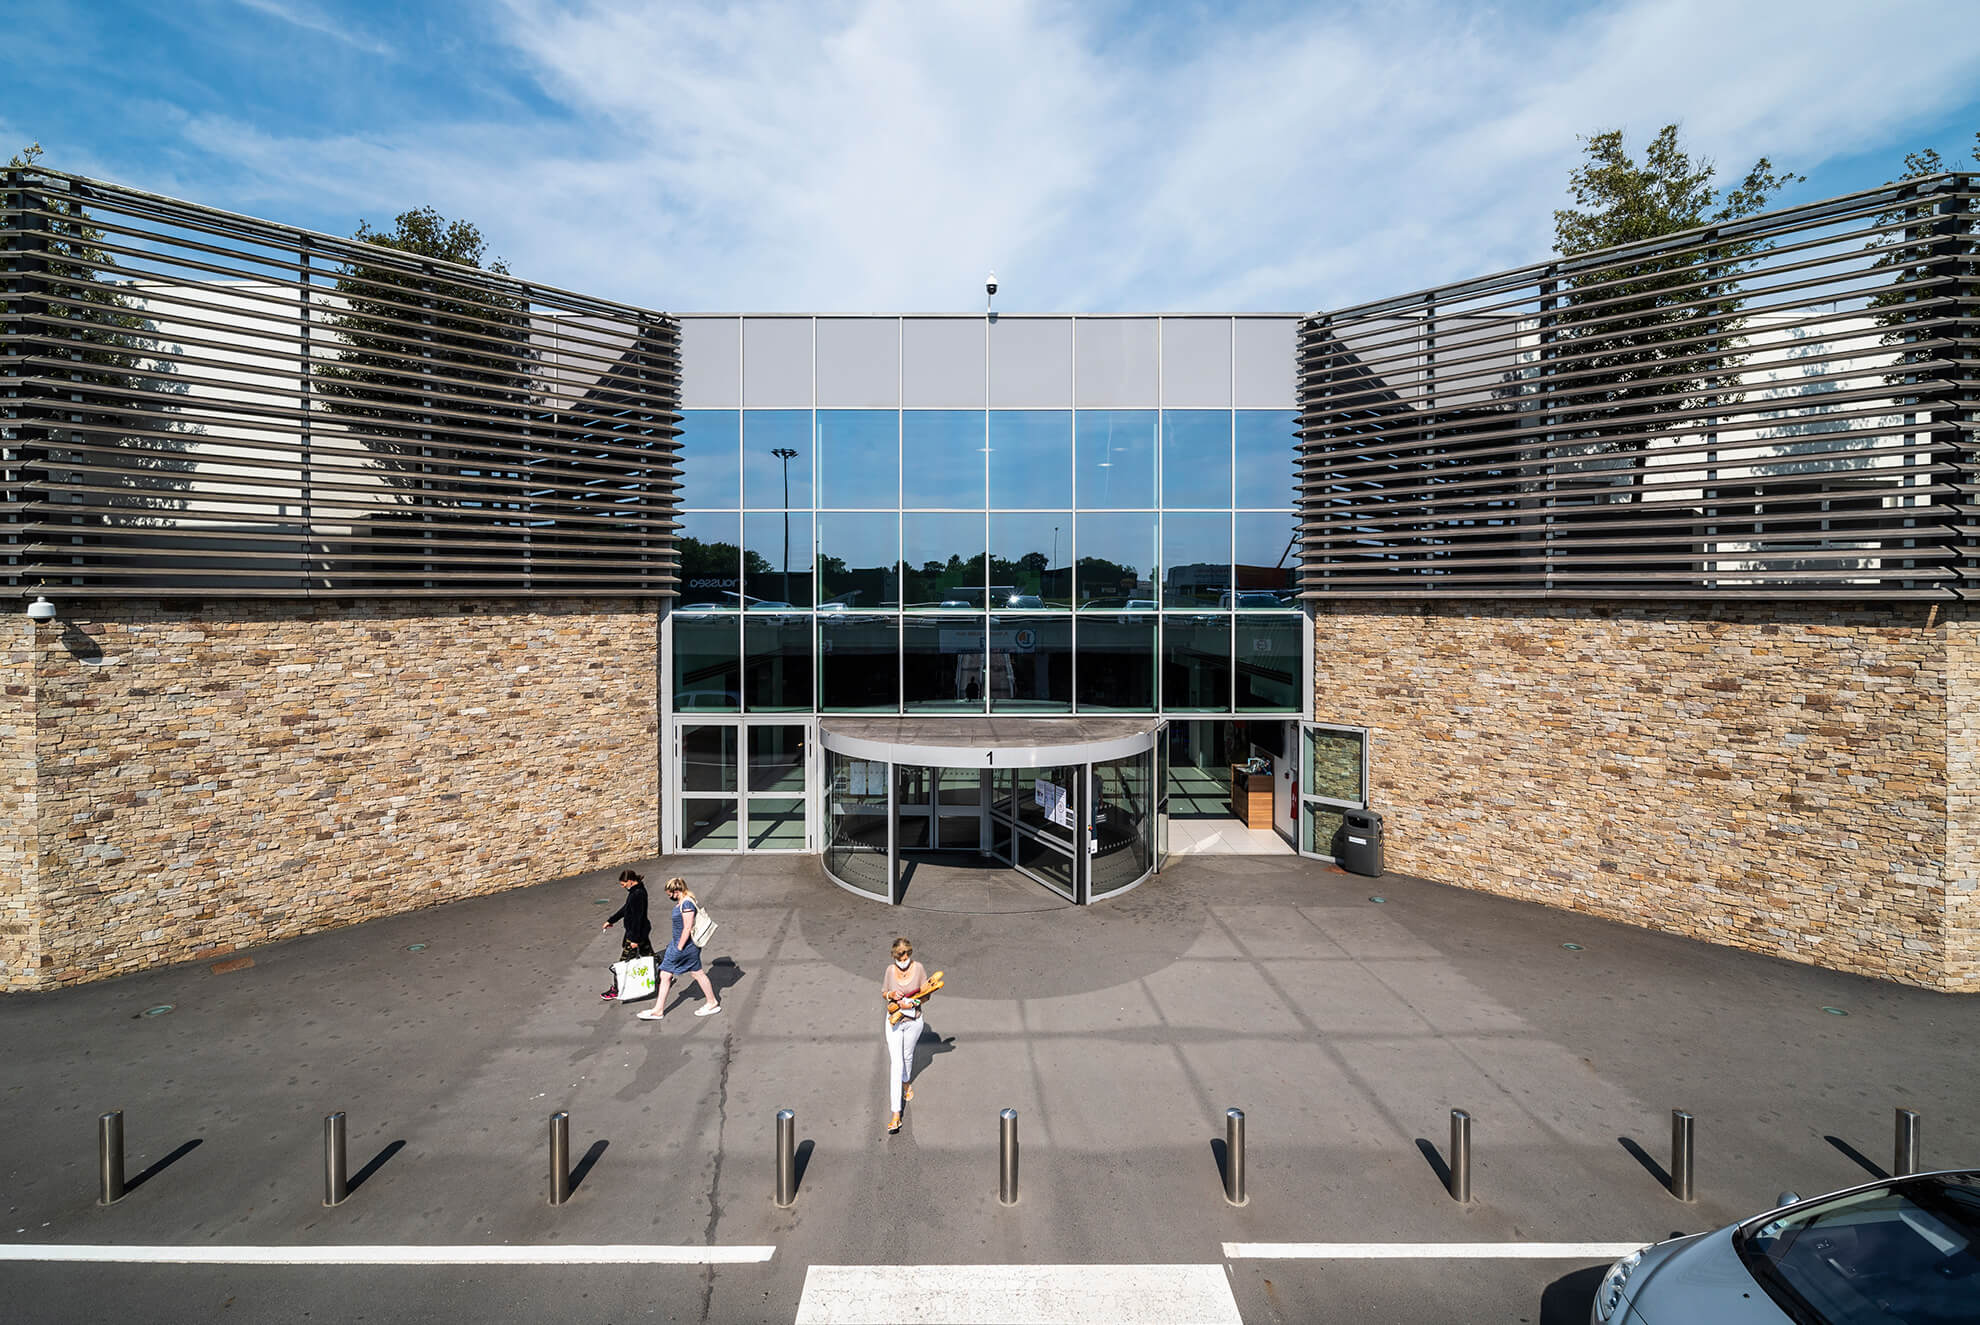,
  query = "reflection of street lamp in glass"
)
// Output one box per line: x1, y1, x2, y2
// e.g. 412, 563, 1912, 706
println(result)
1050, 524, 1061, 601
772, 447, 798, 604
